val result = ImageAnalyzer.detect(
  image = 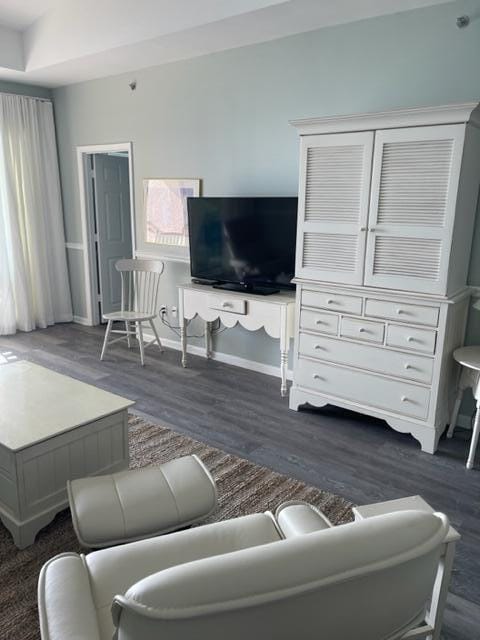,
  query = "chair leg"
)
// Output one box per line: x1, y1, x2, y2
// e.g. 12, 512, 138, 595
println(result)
447, 388, 463, 439
137, 322, 145, 366
125, 321, 131, 348
100, 320, 113, 361
149, 319, 164, 353
467, 402, 480, 470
